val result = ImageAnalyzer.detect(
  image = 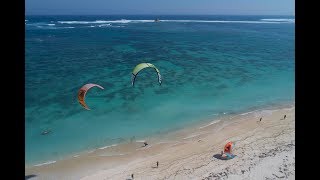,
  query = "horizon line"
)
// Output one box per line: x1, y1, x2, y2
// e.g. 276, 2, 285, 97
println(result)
25, 14, 295, 16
